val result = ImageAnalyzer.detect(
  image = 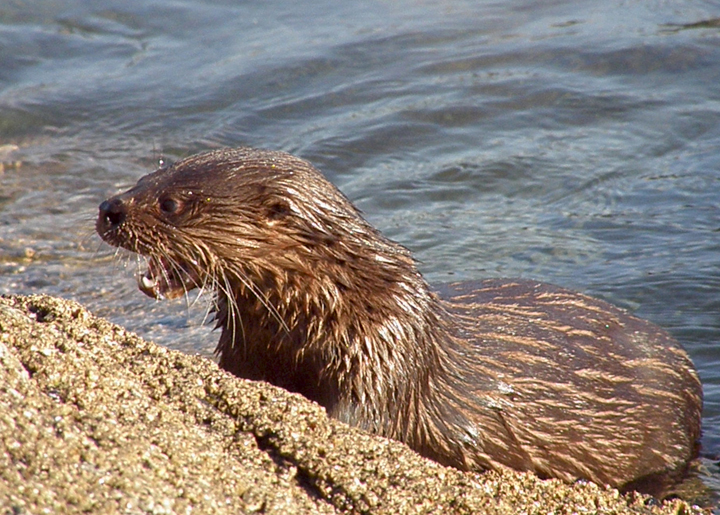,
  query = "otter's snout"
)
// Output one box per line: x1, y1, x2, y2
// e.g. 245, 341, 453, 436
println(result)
97, 197, 127, 236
